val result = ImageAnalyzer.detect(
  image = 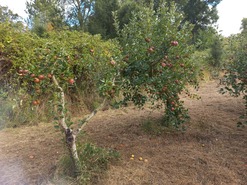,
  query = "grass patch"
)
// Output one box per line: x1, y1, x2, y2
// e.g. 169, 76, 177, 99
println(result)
56, 143, 120, 184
